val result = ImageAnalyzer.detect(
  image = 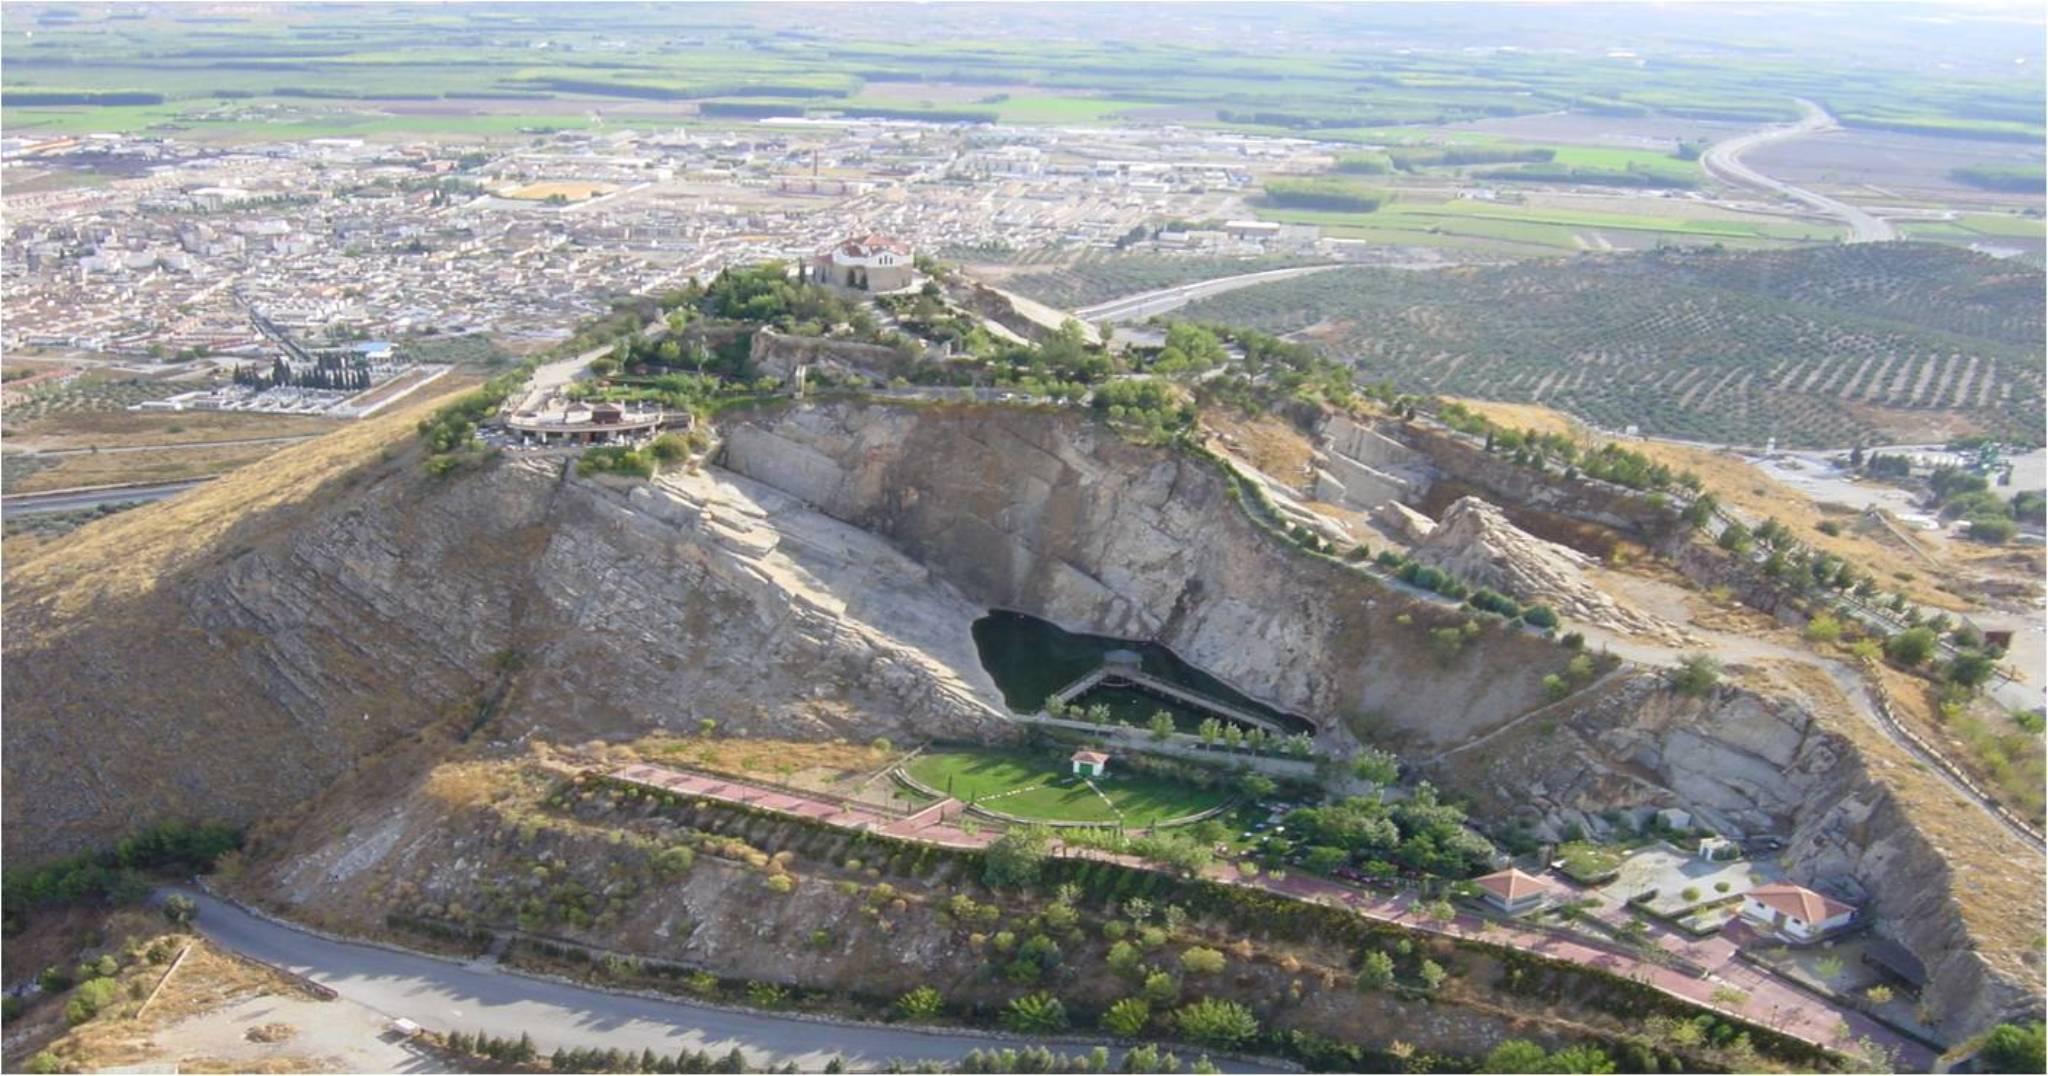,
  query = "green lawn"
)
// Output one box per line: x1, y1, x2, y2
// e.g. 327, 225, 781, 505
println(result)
905, 749, 1229, 827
